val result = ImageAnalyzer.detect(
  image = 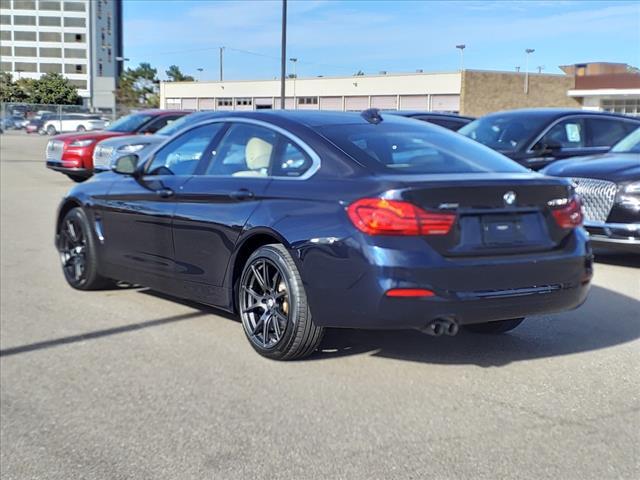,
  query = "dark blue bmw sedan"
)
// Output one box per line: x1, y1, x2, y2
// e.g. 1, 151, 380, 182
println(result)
55, 110, 592, 360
